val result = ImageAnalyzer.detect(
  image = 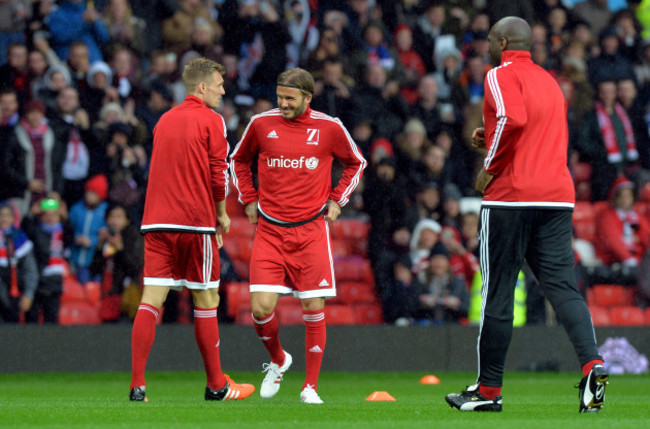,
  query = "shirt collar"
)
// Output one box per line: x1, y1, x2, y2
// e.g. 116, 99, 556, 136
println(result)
500, 50, 532, 64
